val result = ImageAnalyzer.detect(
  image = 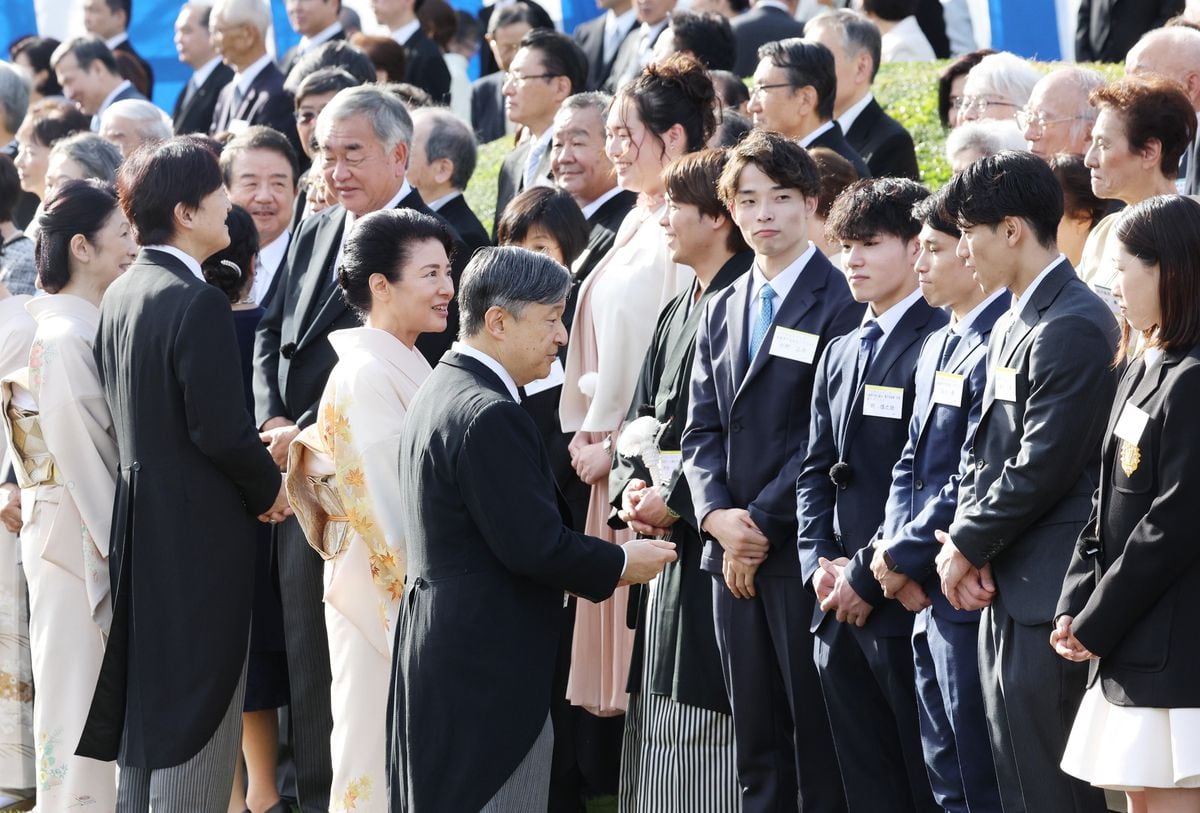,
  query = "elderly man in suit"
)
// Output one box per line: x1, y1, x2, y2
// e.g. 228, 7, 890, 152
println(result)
83, 0, 155, 97
682, 130, 856, 813
805, 10, 919, 181
731, 0, 805, 78
389, 246, 675, 811
935, 151, 1118, 813
253, 85, 466, 811
868, 186, 1007, 813
51, 37, 147, 131
408, 107, 491, 256
209, 0, 300, 155
574, 0, 637, 91
471, 5, 543, 143
1019, 67, 1104, 162
172, 2, 234, 135
748, 39, 869, 178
